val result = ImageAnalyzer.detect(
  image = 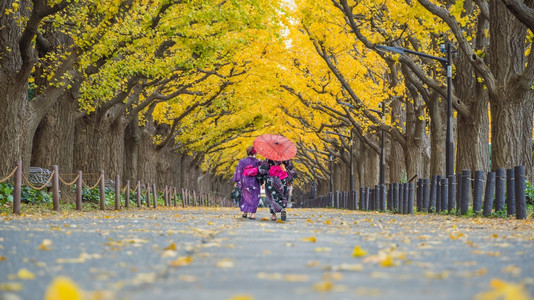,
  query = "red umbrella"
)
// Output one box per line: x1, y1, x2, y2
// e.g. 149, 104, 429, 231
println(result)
253, 134, 297, 161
